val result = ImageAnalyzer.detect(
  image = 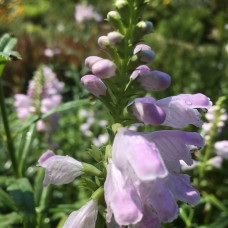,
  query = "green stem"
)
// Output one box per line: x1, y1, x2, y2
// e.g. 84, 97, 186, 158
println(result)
0, 80, 19, 178
18, 123, 36, 177
36, 186, 51, 228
